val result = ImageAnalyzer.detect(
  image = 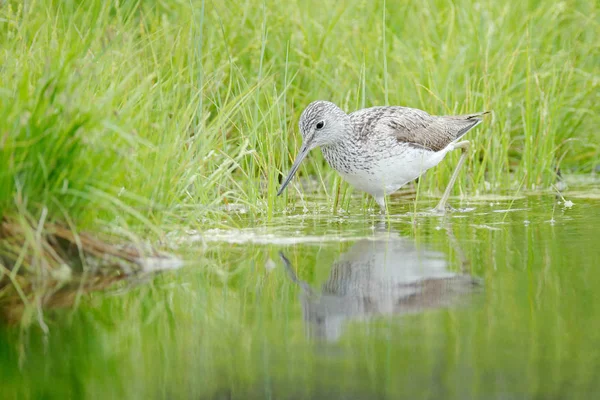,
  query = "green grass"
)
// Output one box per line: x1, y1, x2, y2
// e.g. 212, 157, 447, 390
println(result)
0, 0, 598, 296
